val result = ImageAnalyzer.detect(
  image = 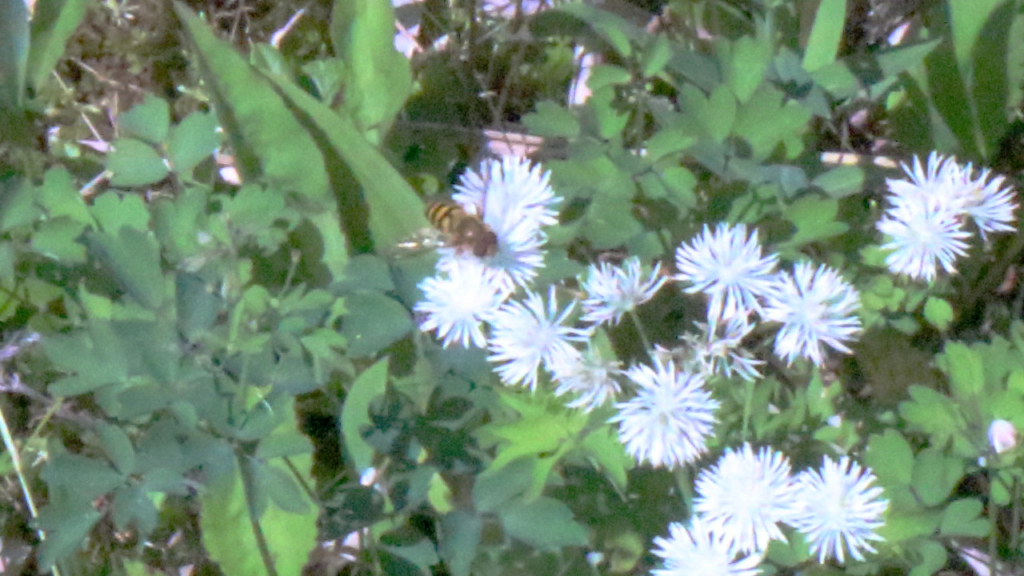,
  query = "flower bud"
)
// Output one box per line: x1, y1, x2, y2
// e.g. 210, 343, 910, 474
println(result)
989, 419, 1017, 454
